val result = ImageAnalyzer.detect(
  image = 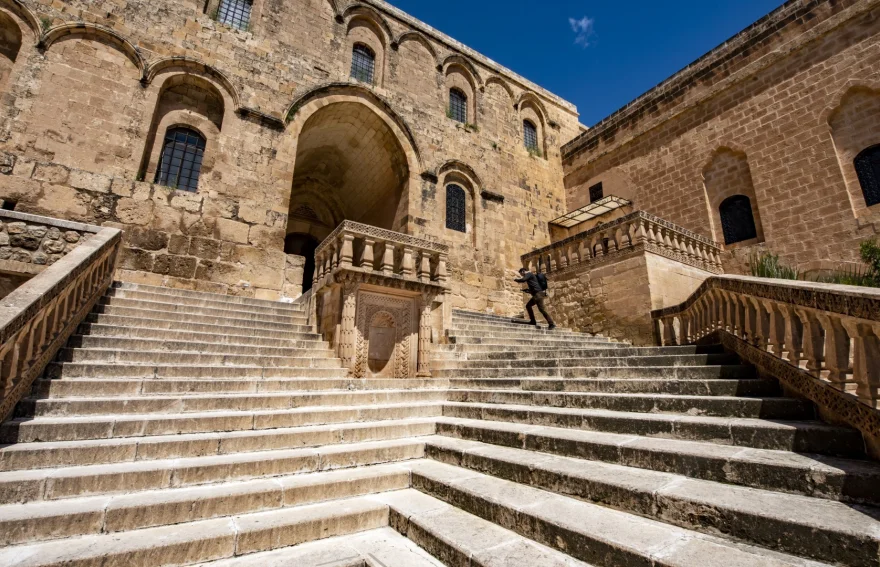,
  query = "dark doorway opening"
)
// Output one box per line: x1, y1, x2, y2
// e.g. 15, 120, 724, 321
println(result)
285, 233, 320, 293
